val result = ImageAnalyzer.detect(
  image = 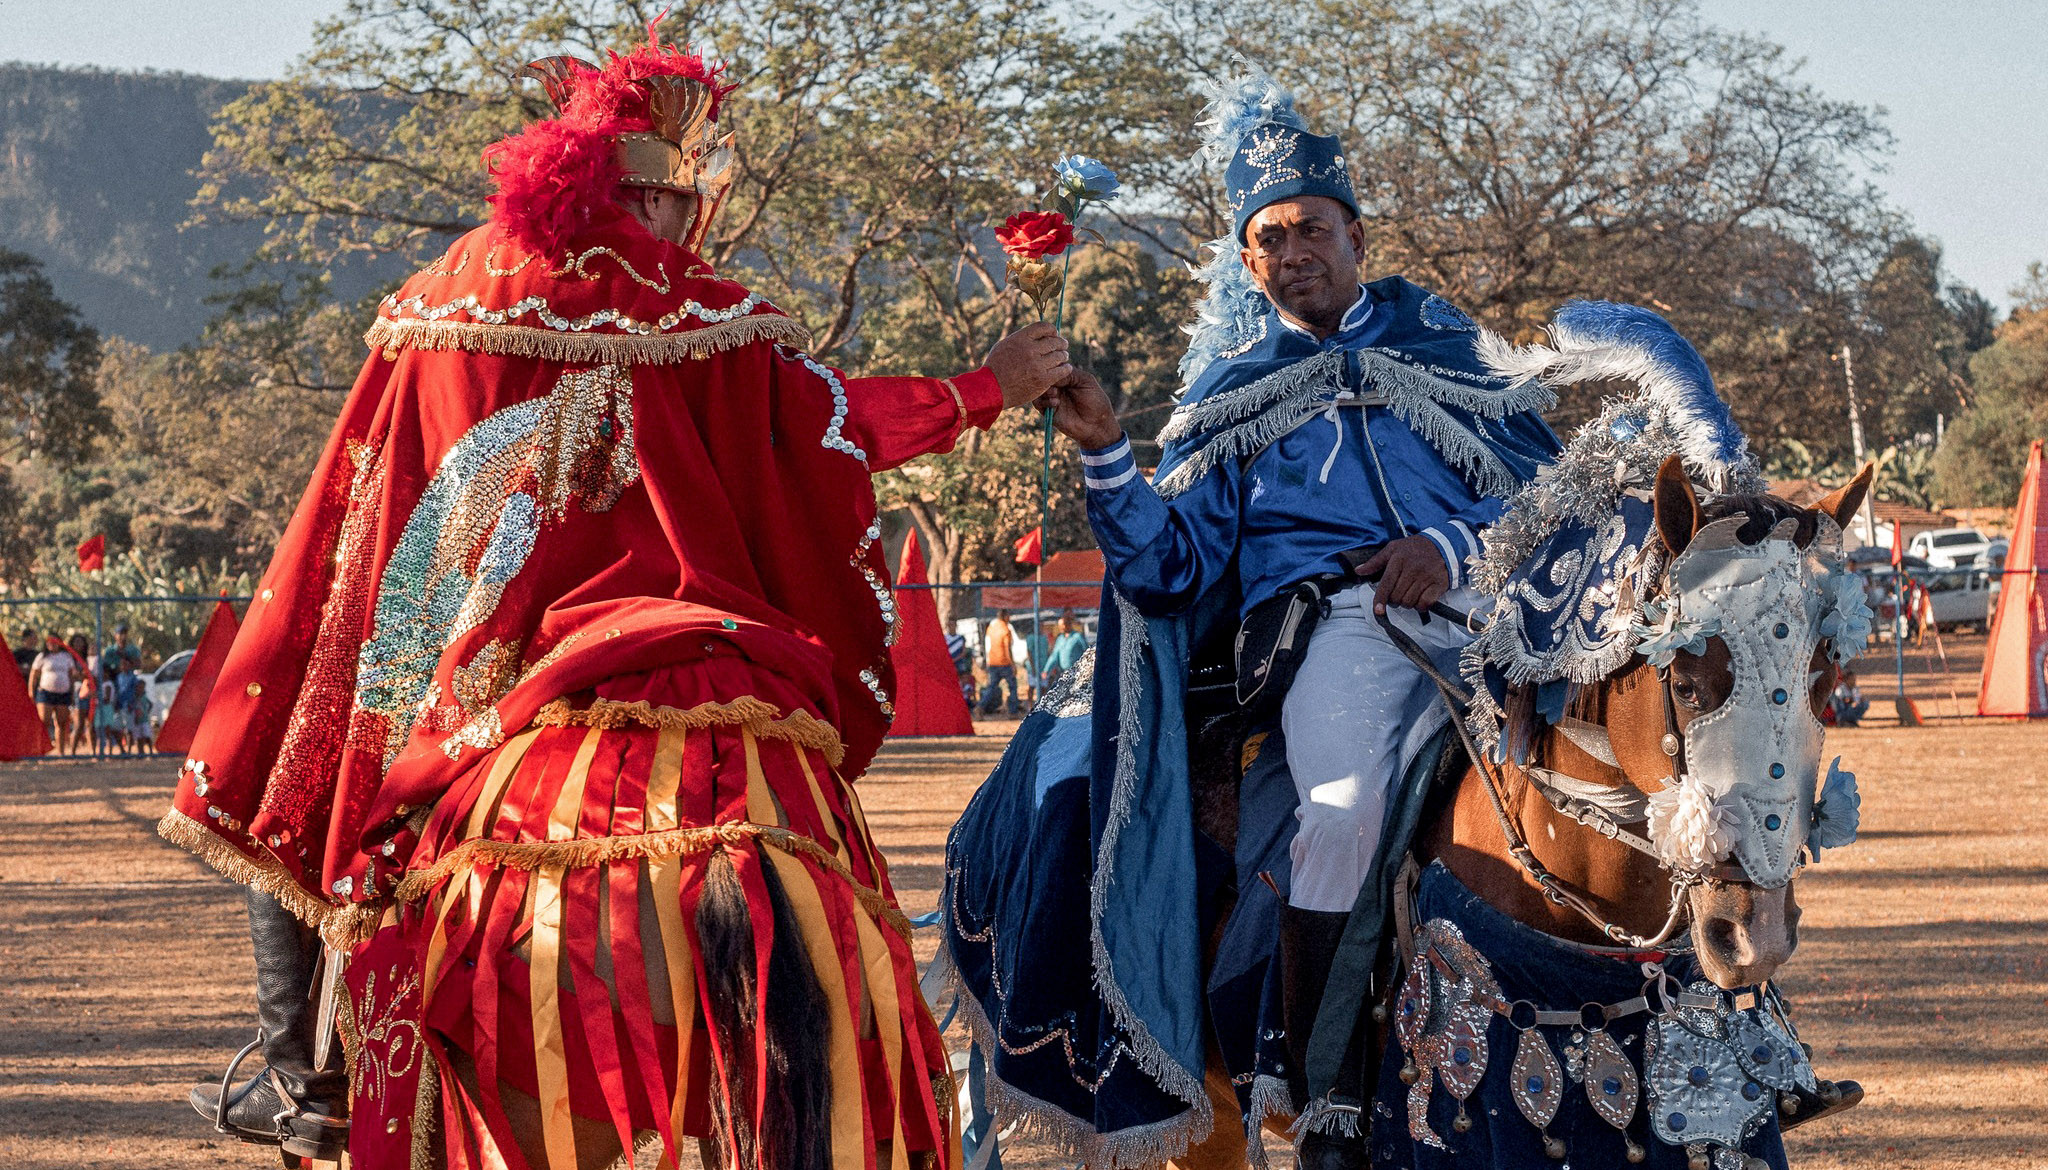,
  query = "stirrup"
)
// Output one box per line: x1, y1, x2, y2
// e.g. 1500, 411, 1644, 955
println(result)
202, 1031, 350, 1161
211, 1031, 268, 1135
1777, 1077, 1863, 1131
